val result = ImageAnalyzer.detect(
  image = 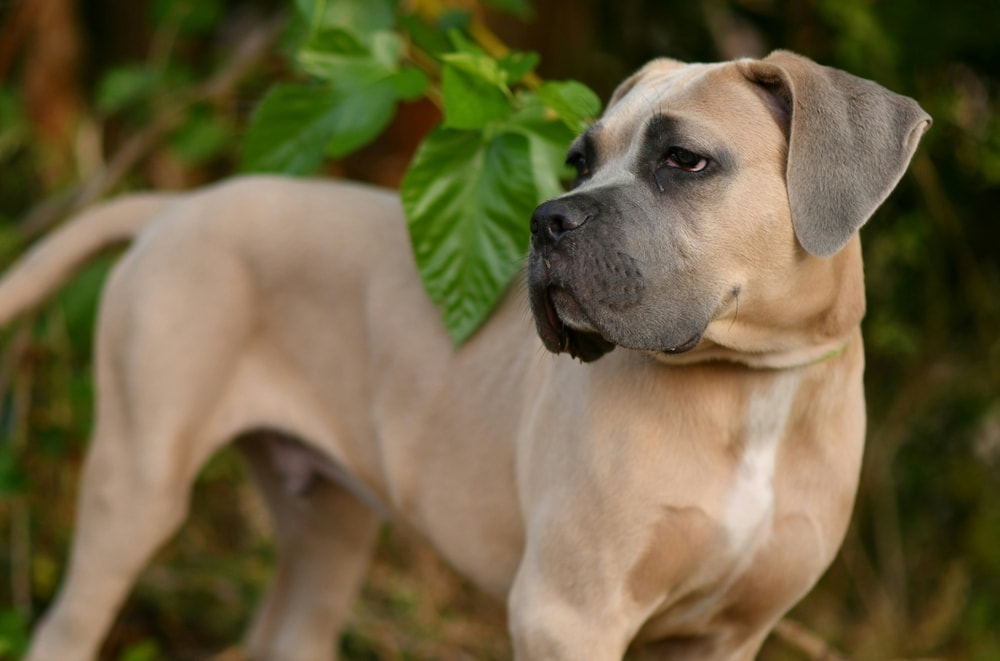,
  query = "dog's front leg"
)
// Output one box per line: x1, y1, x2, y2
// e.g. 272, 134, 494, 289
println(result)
507, 518, 645, 660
